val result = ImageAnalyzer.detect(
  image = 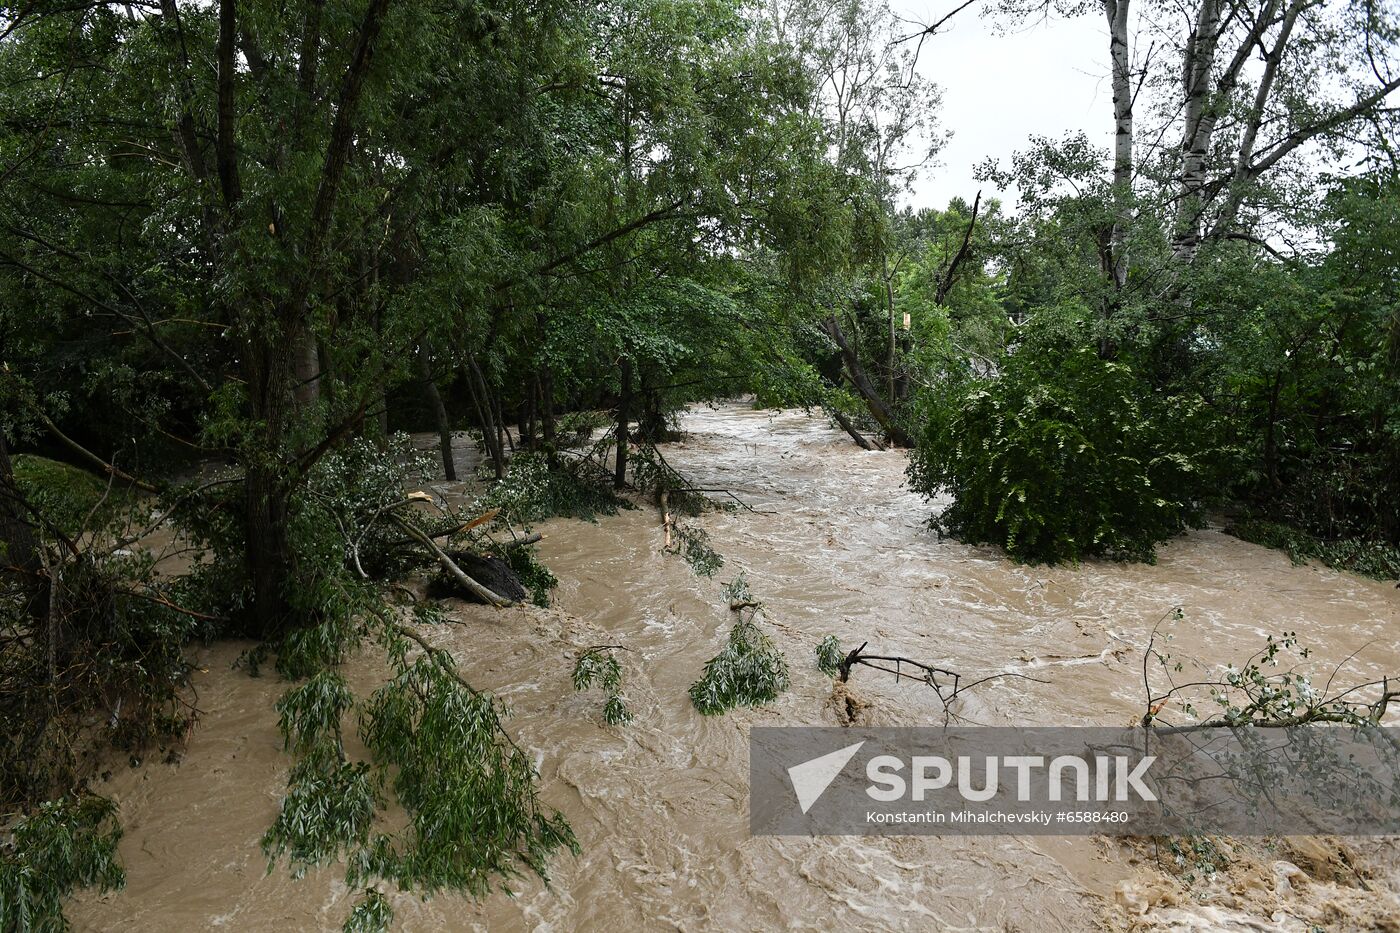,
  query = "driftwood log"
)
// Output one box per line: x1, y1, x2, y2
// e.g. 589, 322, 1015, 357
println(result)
425, 553, 527, 604
390, 513, 516, 606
